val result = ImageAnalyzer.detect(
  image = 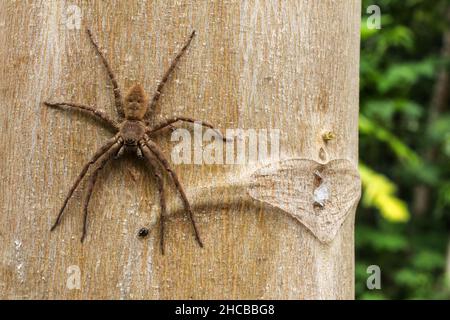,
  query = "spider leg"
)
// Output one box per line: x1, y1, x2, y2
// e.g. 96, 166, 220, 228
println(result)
80, 142, 121, 242
115, 145, 126, 159
50, 136, 121, 231
140, 139, 203, 248
44, 102, 119, 131
140, 145, 167, 254
86, 28, 125, 119
145, 31, 196, 119
148, 117, 230, 142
